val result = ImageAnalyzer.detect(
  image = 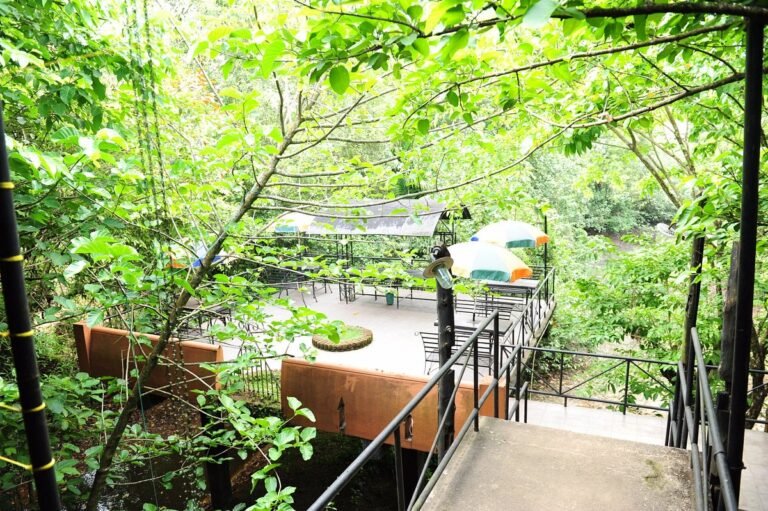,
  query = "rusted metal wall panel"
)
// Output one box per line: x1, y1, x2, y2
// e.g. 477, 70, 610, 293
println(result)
73, 322, 222, 397
281, 358, 498, 453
